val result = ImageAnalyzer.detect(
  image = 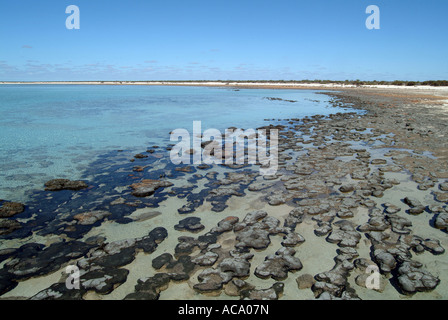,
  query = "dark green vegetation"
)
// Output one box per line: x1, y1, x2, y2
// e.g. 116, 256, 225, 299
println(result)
217, 79, 448, 87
